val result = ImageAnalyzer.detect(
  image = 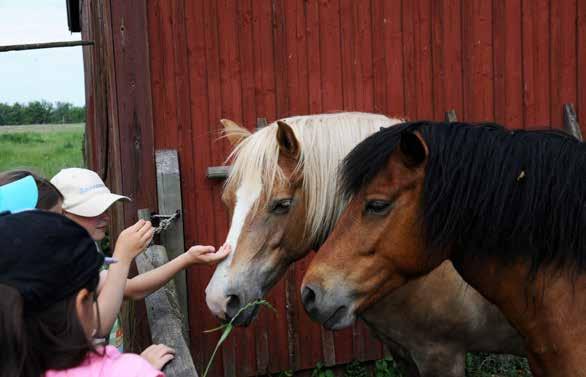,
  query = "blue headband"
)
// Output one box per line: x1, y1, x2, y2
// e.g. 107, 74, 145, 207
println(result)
0, 175, 39, 214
